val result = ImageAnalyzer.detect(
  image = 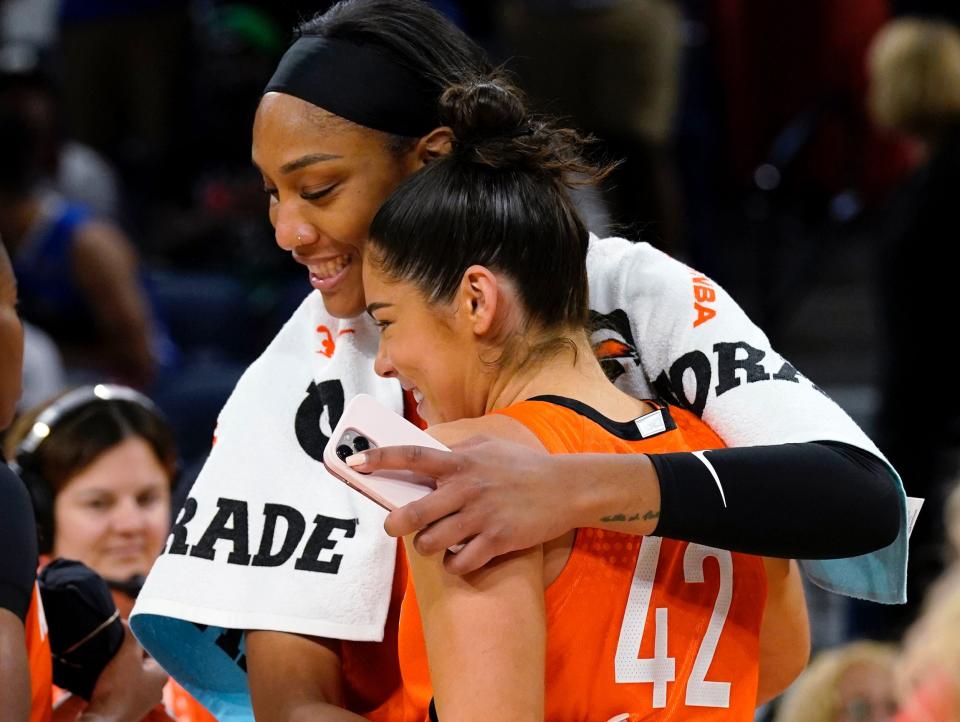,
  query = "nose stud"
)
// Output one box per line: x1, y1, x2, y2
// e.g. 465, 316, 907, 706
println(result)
297, 232, 302, 243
